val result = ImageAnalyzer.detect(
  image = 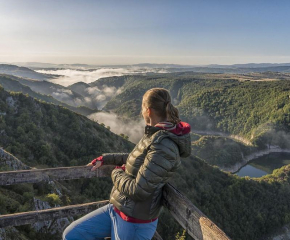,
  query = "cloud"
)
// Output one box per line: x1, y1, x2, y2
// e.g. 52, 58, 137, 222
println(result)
34, 67, 168, 109
96, 95, 106, 102
50, 88, 83, 107
84, 85, 123, 109
88, 112, 145, 144
36, 67, 168, 87
85, 86, 101, 95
